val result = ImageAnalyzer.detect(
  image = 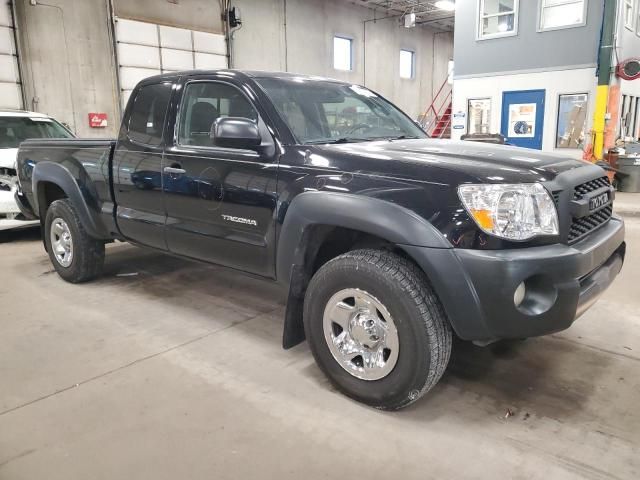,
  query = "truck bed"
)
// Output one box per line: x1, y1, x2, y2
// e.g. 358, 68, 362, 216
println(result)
16, 137, 118, 238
